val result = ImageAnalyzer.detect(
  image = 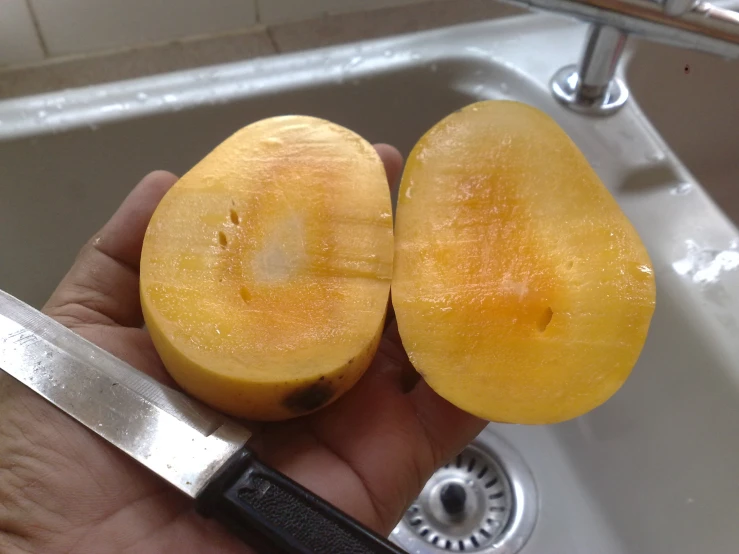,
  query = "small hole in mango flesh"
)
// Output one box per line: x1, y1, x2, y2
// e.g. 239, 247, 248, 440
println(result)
538, 307, 553, 332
